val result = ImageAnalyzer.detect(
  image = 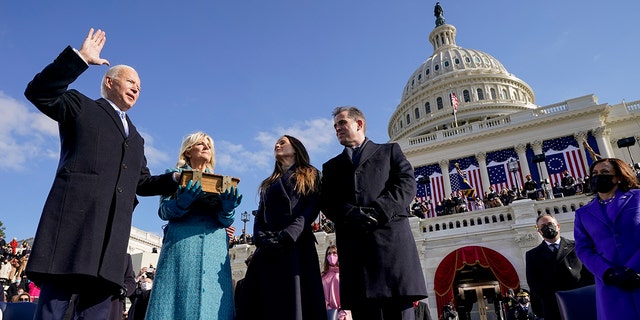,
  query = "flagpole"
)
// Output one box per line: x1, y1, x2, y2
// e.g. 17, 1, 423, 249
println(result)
450, 86, 459, 127
453, 111, 458, 128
